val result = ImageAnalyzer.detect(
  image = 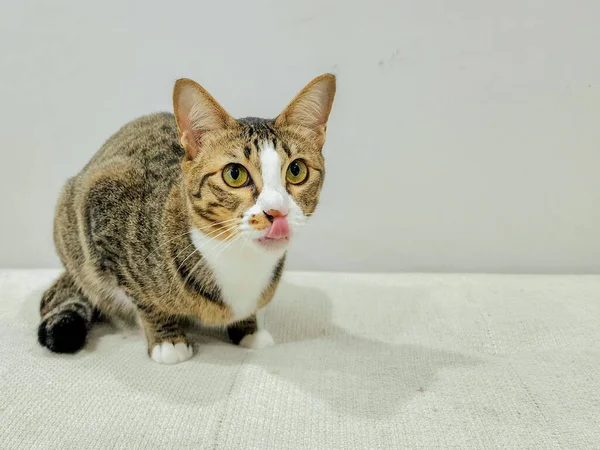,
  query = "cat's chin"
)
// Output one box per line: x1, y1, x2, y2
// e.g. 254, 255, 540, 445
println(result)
255, 237, 289, 252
